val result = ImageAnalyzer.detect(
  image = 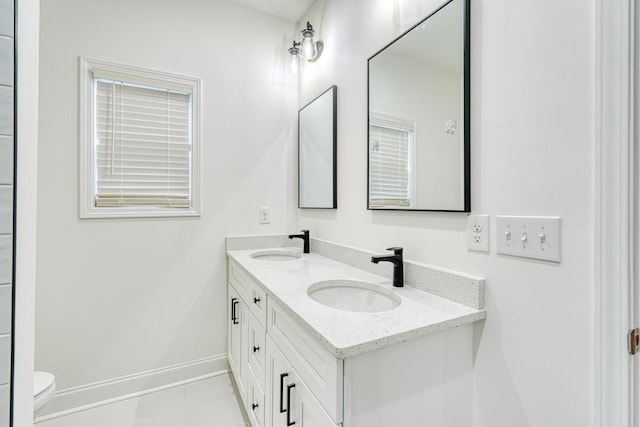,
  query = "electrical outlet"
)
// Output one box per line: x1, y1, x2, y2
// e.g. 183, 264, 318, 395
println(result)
467, 214, 490, 252
259, 207, 270, 224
